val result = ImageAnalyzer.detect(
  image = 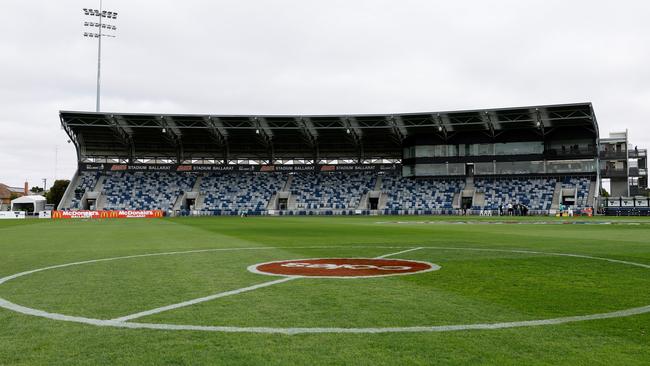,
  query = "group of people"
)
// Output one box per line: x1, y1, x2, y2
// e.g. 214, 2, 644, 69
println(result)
561, 144, 581, 154
498, 202, 529, 216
